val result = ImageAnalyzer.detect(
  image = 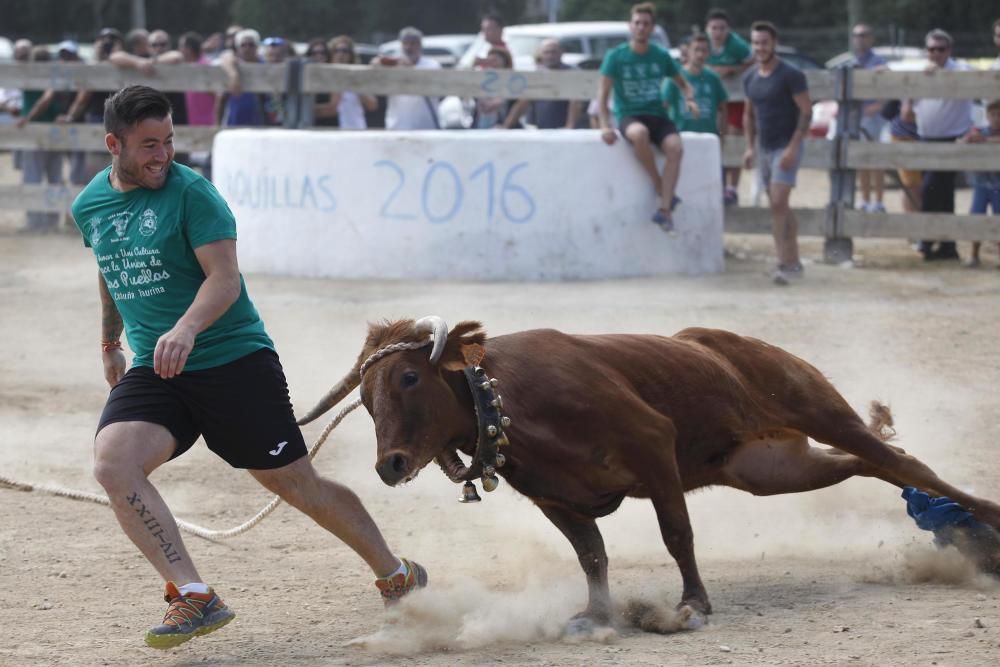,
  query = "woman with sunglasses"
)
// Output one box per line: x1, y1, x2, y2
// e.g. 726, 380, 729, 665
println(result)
312, 36, 377, 130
